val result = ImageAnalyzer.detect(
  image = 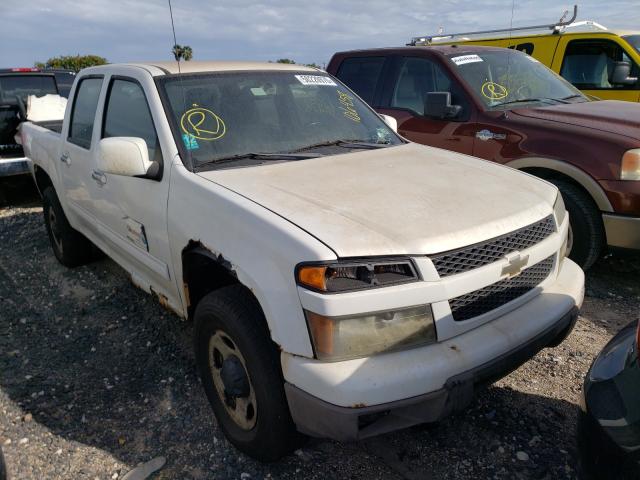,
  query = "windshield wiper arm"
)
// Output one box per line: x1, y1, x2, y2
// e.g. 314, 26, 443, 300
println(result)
494, 97, 569, 107
291, 139, 391, 152
198, 152, 321, 169
561, 94, 586, 101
